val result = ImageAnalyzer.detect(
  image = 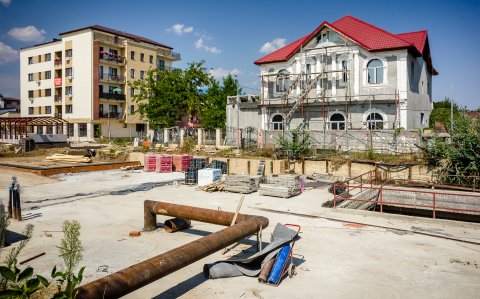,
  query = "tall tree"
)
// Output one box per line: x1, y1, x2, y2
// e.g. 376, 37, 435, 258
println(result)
130, 61, 212, 127
429, 97, 461, 131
